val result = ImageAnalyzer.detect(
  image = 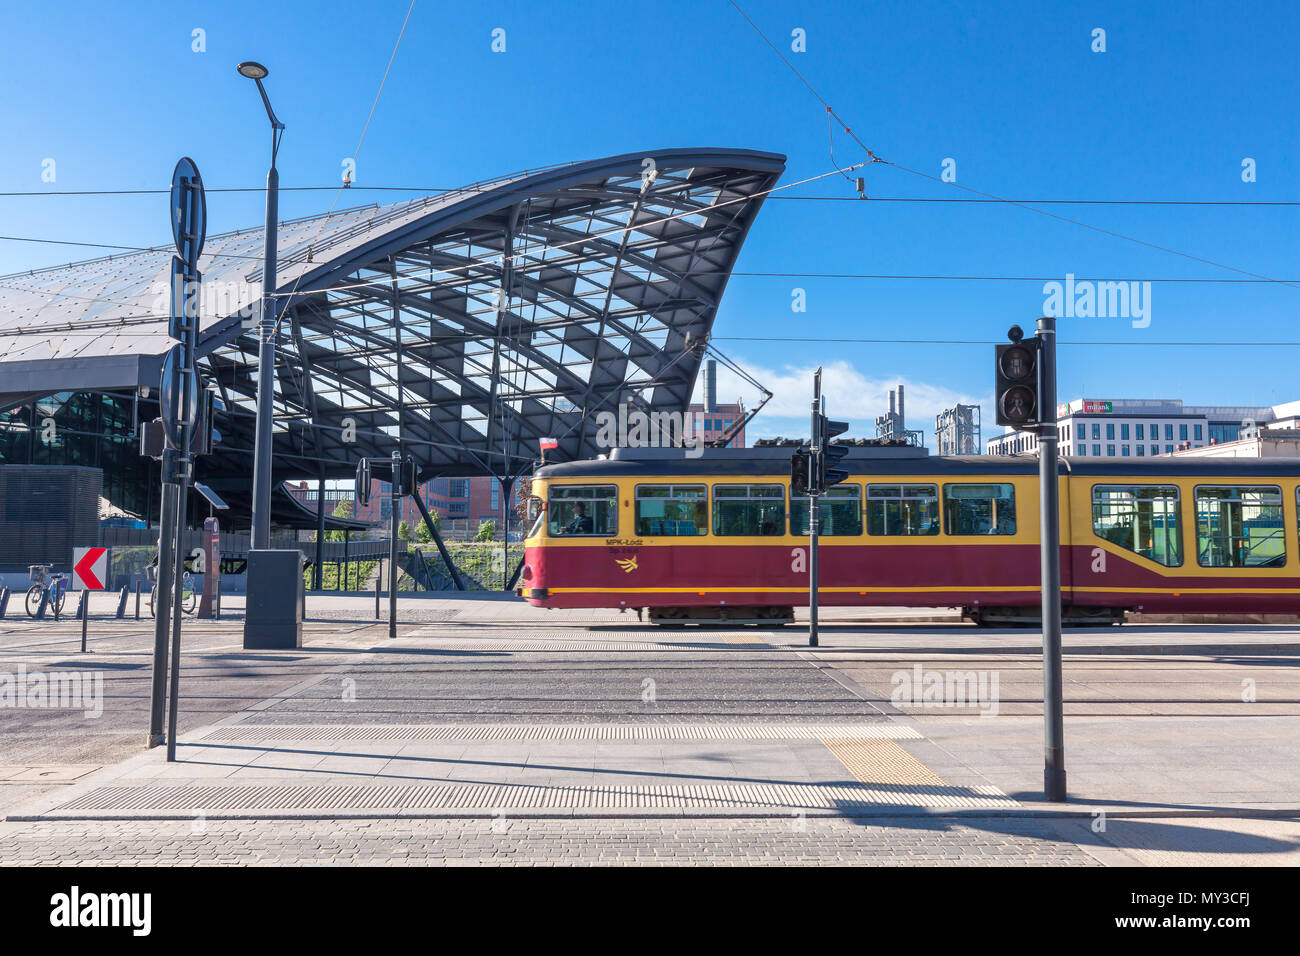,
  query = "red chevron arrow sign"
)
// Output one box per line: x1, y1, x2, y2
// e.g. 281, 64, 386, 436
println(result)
72, 547, 108, 590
